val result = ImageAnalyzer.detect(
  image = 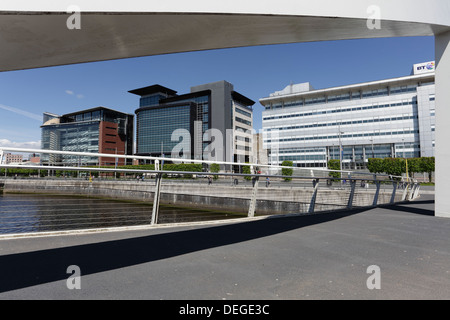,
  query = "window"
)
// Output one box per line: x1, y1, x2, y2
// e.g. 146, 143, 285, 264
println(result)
235, 116, 252, 126
235, 107, 252, 118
